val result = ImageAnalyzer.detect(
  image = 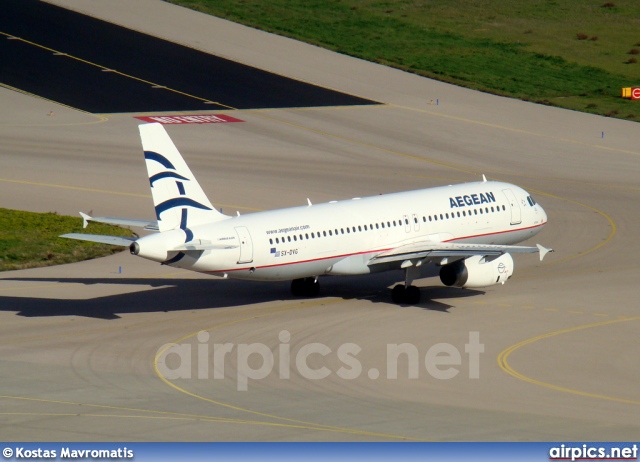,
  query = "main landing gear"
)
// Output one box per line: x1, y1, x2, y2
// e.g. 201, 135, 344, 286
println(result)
290, 267, 423, 304
391, 265, 421, 305
391, 284, 421, 304
291, 277, 320, 297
